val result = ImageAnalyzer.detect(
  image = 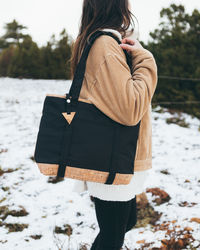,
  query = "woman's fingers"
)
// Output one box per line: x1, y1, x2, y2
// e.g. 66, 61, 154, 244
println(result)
121, 38, 135, 45
120, 37, 144, 52
119, 43, 134, 52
